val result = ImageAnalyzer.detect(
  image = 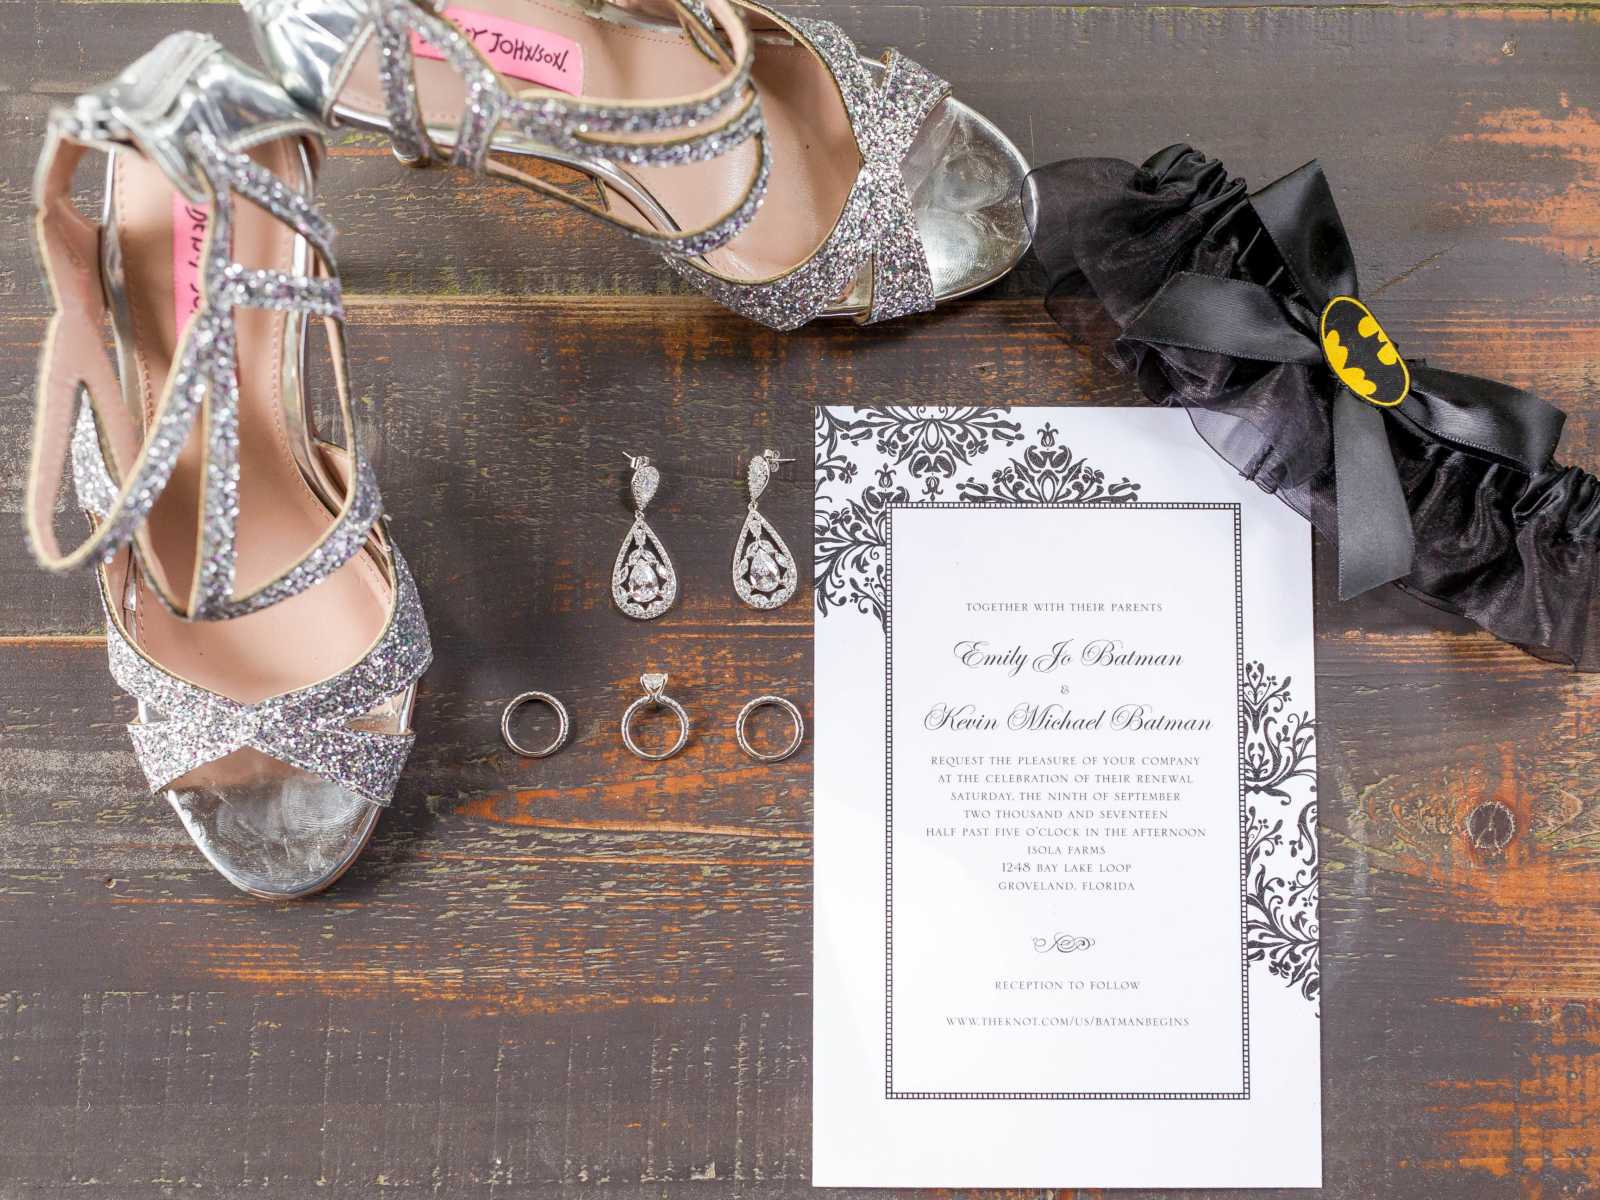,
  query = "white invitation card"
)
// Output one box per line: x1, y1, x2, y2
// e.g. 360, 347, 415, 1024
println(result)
813, 407, 1321, 1188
